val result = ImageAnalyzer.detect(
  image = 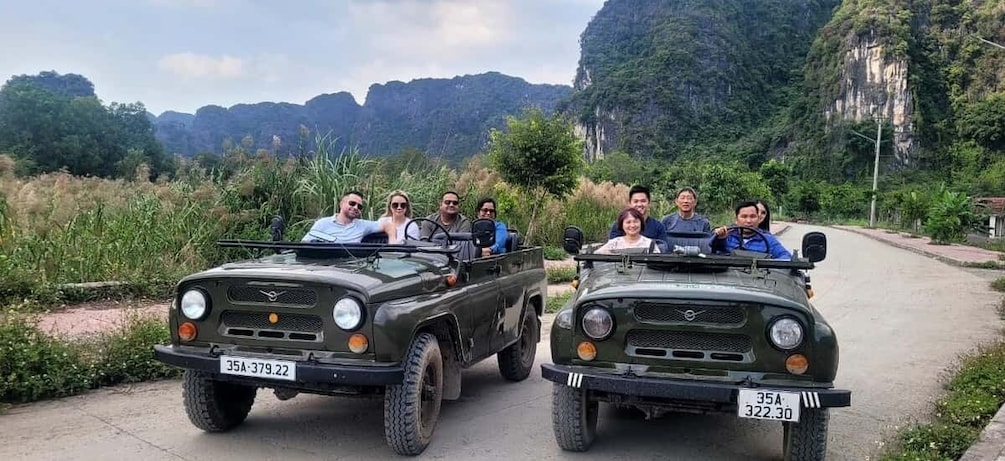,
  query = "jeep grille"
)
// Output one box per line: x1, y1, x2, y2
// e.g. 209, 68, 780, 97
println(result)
633, 302, 746, 326
626, 330, 752, 353
228, 285, 318, 306
221, 311, 324, 332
